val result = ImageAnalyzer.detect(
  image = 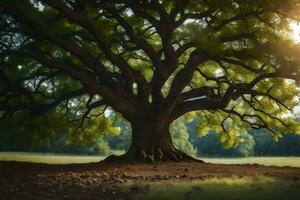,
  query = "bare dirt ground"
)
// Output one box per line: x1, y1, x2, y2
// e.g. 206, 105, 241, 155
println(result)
0, 161, 299, 200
